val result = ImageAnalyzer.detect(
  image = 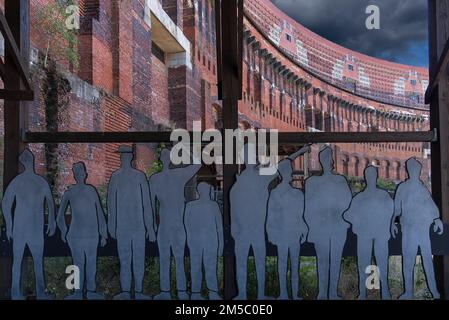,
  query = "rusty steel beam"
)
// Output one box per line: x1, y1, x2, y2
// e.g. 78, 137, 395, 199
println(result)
0, 89, 34, 101
215, 0, 222, 99
0, 9, 31, 91
1, 0, 30, 300
220, 0, 240, 300
23, 130, 436, 144
428, 0, 449, 300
